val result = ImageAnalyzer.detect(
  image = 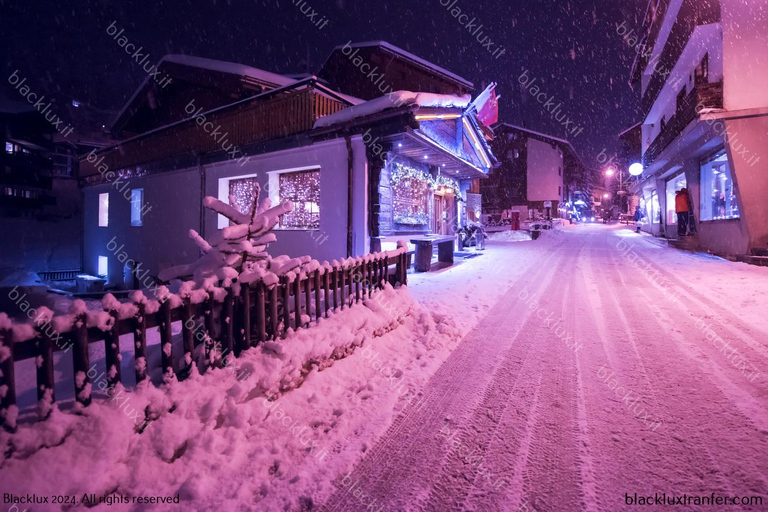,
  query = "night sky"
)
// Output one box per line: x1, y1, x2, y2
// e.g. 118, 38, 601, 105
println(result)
1, 0, 647, 164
